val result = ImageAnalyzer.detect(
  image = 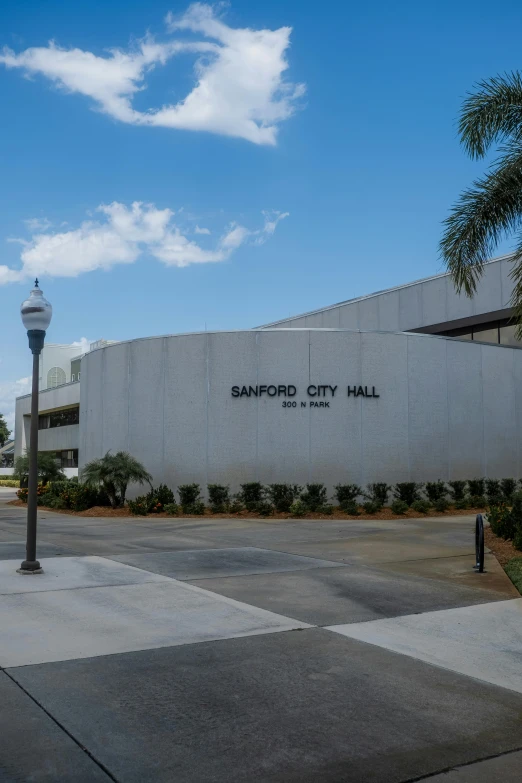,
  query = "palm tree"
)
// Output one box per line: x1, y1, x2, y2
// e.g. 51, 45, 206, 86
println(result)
14, 451, 65, 486
81, 451, 152, 508
440, 72, 522, 333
